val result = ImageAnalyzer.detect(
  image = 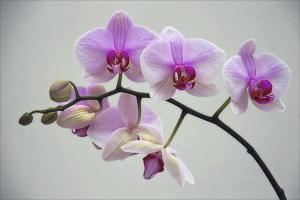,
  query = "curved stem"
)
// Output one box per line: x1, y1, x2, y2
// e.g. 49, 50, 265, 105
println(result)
134, 97, 142, 128
212, 97, 231, 119
91, 100, 103, 113
69, 81, 80, 100
116, 73, 123, 90
163, 111, 187, 148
